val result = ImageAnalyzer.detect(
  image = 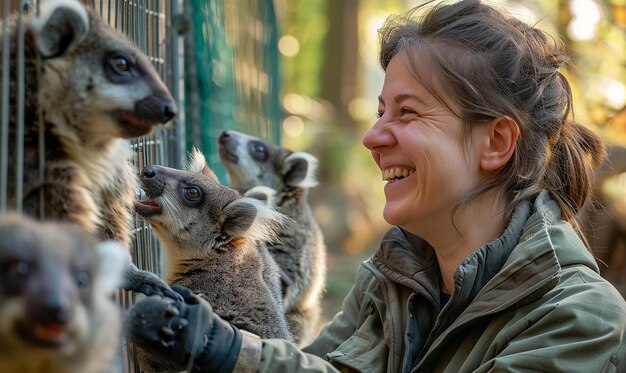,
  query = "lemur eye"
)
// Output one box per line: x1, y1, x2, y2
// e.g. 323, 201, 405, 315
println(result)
7, 259, 30, 280
184, 186, 201, 201
249, 141, 268, 161
107, 55, 132, 76
76, 271, 90, 287
113, 57, 129, 71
